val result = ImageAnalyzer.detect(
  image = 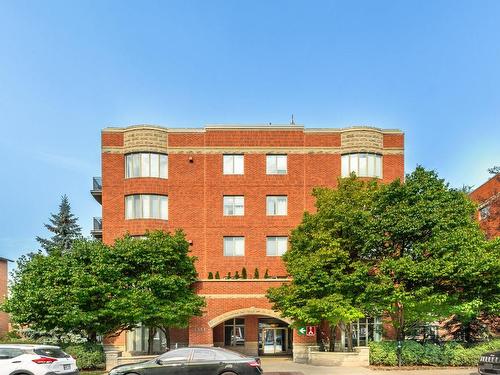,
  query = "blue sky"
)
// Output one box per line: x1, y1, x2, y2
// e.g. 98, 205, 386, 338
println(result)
0, 0, 499, 262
